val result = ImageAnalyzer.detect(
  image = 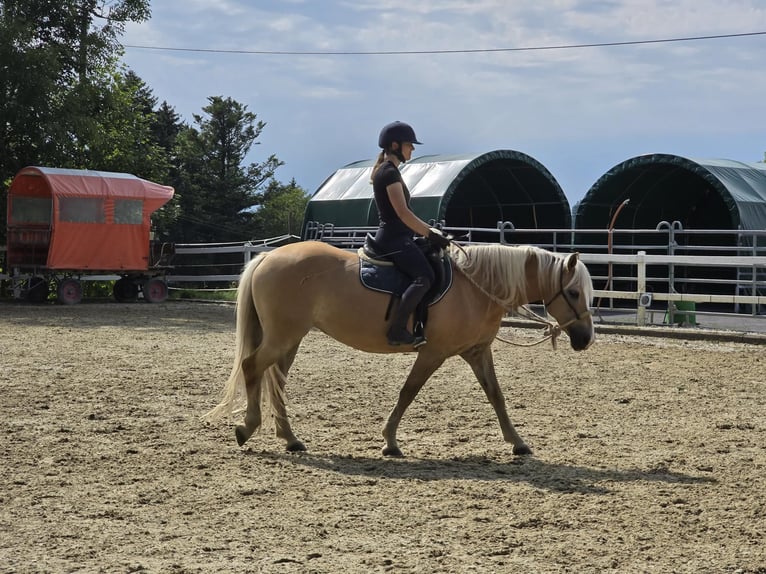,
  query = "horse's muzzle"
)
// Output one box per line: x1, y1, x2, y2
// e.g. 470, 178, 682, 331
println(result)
567, 323, 595, 351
